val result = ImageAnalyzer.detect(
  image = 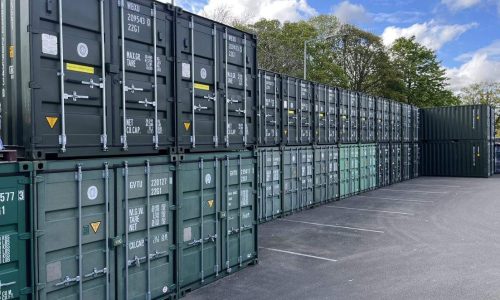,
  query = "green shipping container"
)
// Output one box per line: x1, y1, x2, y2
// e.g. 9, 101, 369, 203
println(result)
359, 144, 377, 193
390, 143, 402, 184
0, 162, 33, 300
340, 145, 360, 199
34, 157, 175, 300
402, 143, 412, 181
314, 146, 339, 204
411, 143, 420, 179
377, 143, 391, 187
257, 148, 282, 222
176, 152, 258, 296
282, 147, 314, 214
